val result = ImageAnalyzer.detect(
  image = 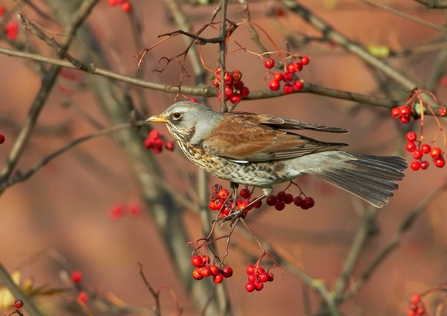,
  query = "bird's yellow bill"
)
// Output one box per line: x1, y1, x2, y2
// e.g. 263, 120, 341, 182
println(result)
146, 116, 167, 123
